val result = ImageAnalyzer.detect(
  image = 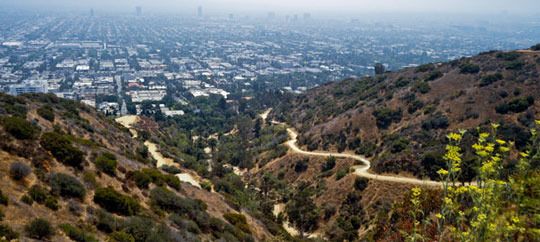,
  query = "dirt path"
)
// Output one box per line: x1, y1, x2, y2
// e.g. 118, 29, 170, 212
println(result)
272, 204, 321, 238
259, 108, 272, 121
115, 115, 203, 189
286, 128, 447, 187
116, 115, 140, 137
